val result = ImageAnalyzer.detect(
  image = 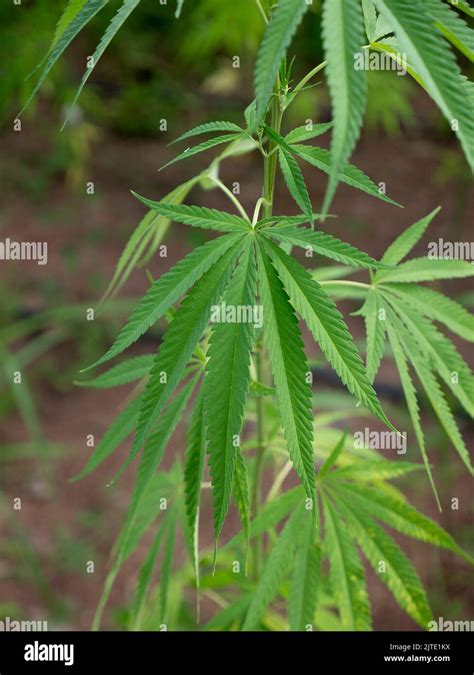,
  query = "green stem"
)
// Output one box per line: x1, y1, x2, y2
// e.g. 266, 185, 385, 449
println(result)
251, 87, 283, 580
